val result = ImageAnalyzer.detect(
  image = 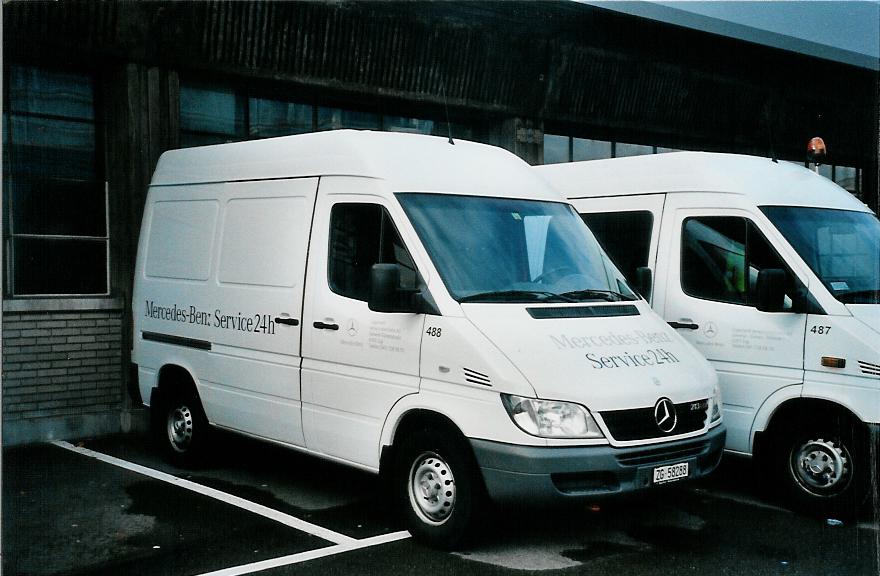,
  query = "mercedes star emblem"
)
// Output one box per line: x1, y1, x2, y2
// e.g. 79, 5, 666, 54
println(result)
654, 397, 678, 433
